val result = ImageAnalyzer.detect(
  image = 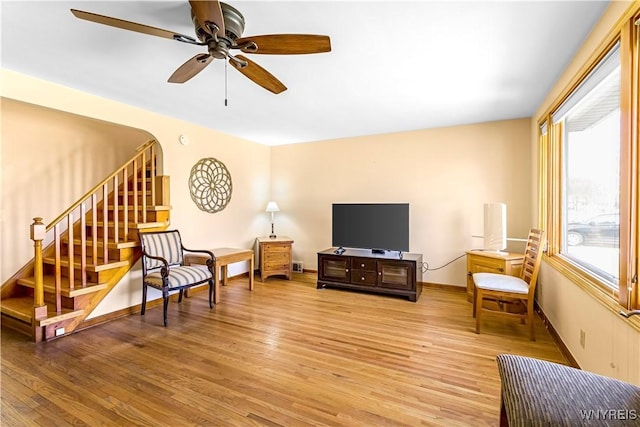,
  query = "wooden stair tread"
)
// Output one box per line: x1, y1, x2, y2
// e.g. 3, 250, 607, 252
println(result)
0, 296, 34, 323
117, 190, 155, 195
42, 257, 129, 272
17, 276, 108, 298
62, 237, 139, 249
85, 219, 170, 229
107, 205, 171, 211
2, 296, 86, 326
